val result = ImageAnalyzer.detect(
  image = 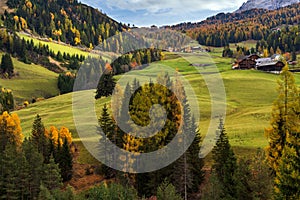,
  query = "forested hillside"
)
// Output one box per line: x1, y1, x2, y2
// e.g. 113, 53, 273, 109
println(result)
169, 3, 300, 52
4, 0, 125, 47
